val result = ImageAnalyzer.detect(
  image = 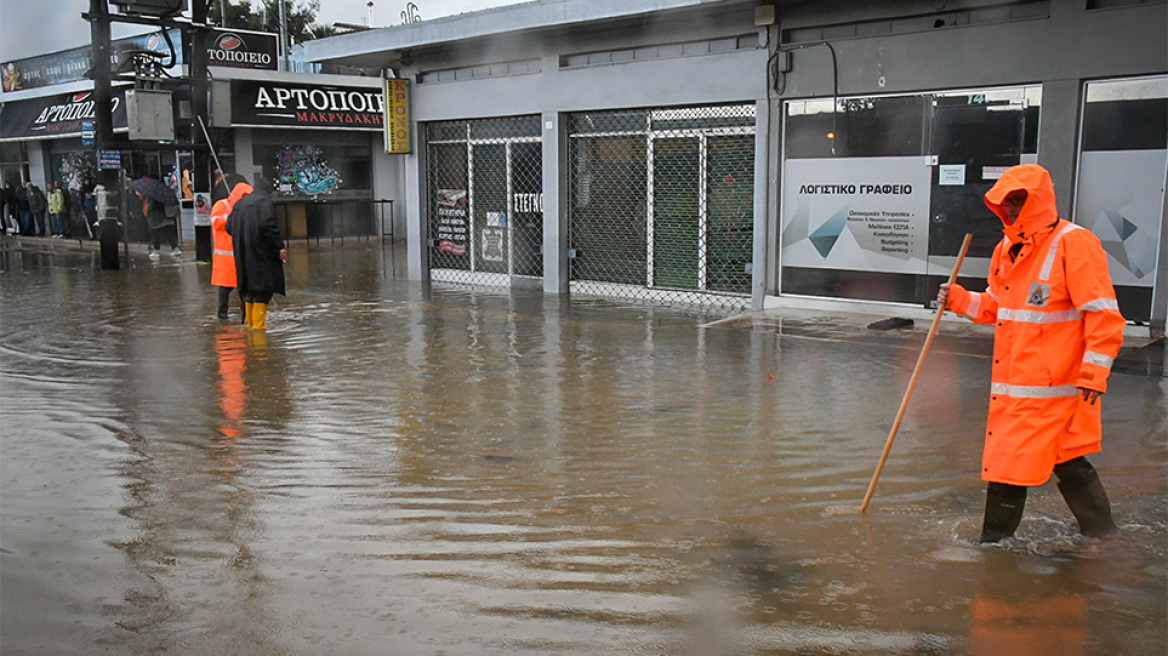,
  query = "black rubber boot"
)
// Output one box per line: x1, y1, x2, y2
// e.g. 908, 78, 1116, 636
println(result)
217, 287, 231, 320
1055, 458, 1117, 538
978, 483, 1027, 544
